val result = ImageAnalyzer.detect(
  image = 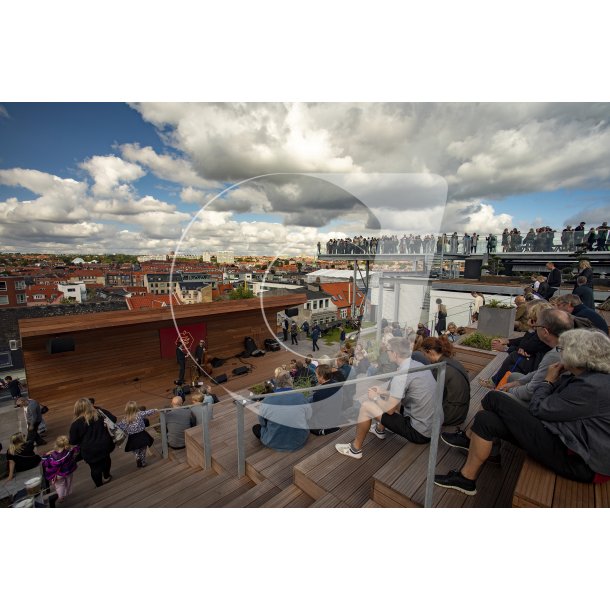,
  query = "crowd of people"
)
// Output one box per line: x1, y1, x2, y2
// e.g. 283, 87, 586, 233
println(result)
318, 221, 610, 256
